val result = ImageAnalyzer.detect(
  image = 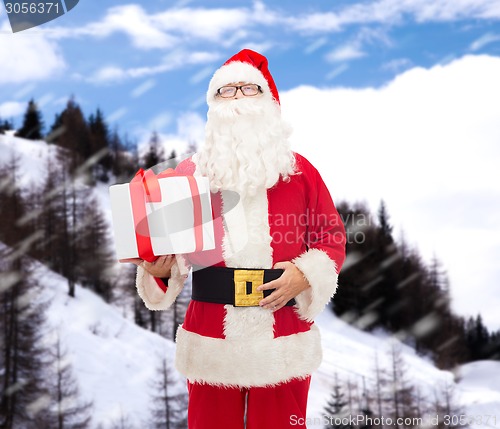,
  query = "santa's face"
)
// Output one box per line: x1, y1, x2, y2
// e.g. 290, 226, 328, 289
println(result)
196, 80, 295, 197
209, 81, 267, 120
